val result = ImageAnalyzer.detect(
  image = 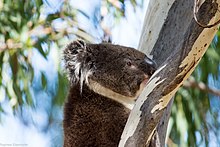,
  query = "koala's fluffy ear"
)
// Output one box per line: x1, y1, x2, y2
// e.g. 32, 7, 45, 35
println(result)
63, 40, 89, 85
